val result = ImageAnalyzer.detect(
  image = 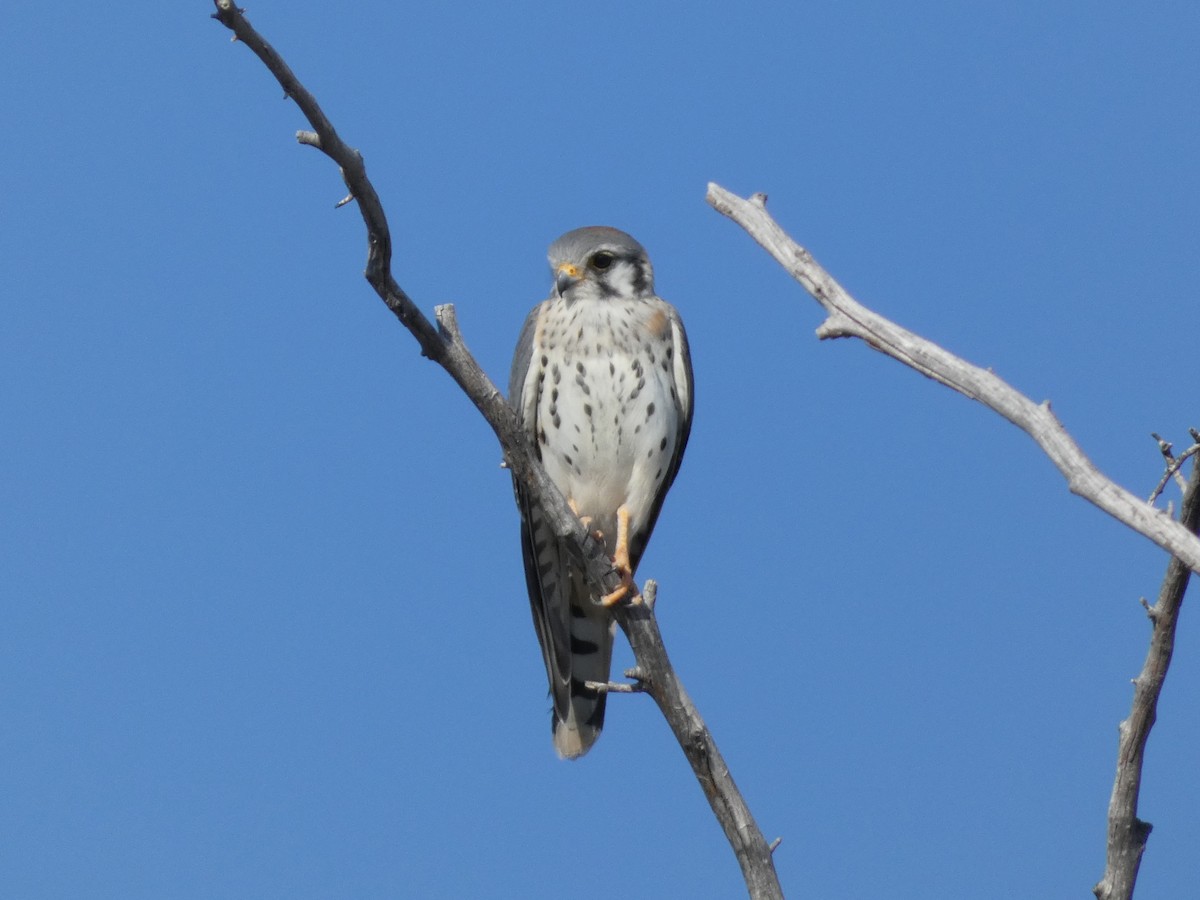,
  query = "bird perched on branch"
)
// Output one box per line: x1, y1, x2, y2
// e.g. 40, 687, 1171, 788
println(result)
509, 226, 694, 758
